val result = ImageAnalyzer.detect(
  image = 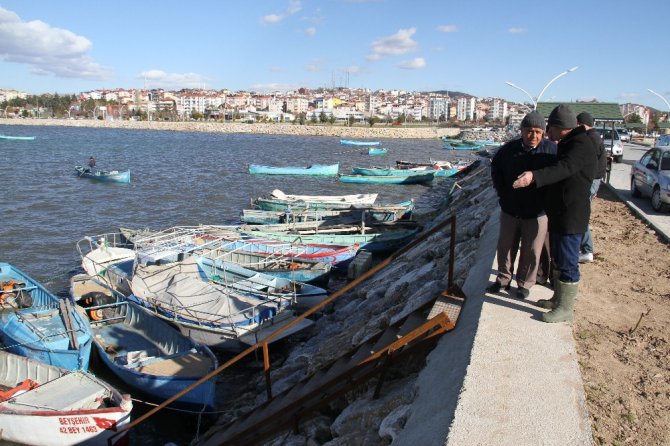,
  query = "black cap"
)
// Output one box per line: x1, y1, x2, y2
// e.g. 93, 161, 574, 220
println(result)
547, 105, 577, 129
576, 112, 594, 127
520, 111, 545, 129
